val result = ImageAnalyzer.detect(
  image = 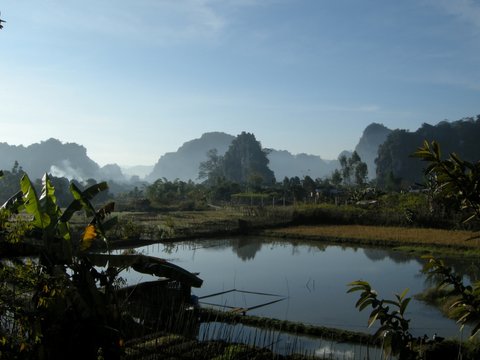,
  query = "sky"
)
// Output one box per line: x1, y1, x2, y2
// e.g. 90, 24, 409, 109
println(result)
1, 0, 479, 166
